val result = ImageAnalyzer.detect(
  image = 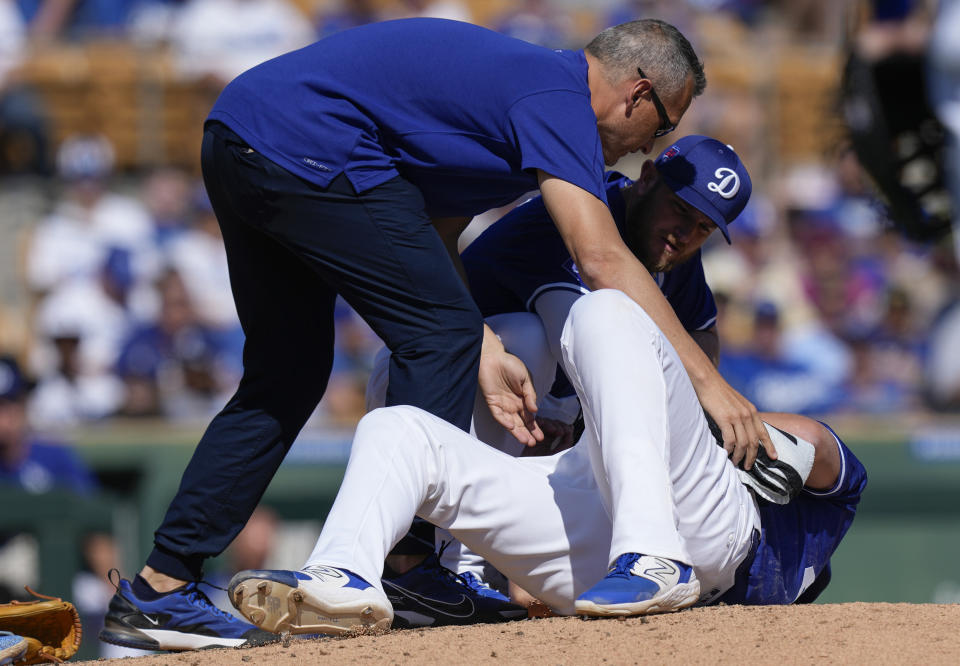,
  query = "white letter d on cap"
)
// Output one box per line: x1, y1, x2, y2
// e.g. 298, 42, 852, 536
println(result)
707, 167, 739, 199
